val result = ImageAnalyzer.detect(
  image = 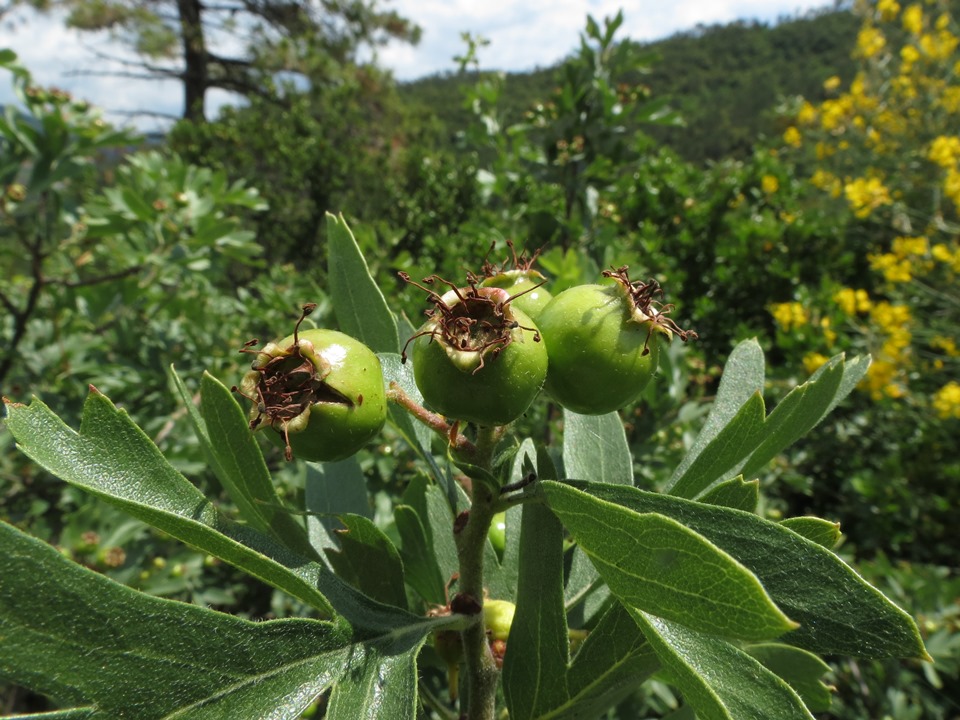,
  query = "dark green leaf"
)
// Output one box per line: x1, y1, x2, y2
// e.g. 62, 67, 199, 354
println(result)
669, 393, 766, 498
745, 643, 834, 713
404, 475, 459, 588
559, 603, 659, 719
779, 517, 841, 549
395, 504, 447, 605
326, 513, 407, 609
562, 409, 632, 485
541, 481, 796, 641
0, 522, 335, 718
325, 645, 423, 719
630, 611, 815, 720
1, 393, 421, 633
561, 480, 929, 659
669, 351, 870, 498
305, 456, 372, 552
699, 476, 760, 512
503, 503, 570, 720
195, 371, 316, 558
326, 212, 399, 354
670, 339, 765, 485
1, 522, 448, 720
738, 360, 844, 478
